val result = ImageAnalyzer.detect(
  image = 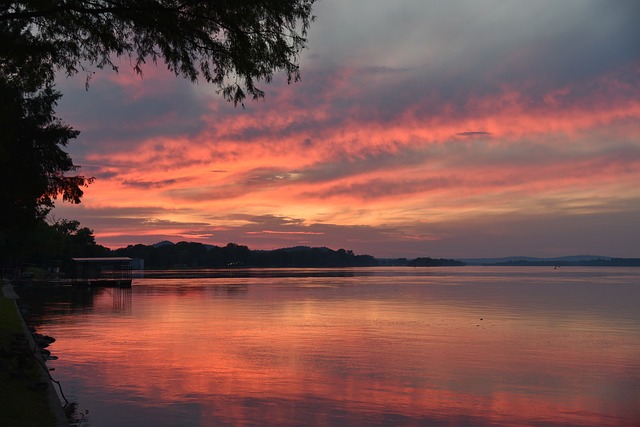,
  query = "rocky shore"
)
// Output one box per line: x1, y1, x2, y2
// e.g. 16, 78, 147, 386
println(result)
1, 282, 69, 427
